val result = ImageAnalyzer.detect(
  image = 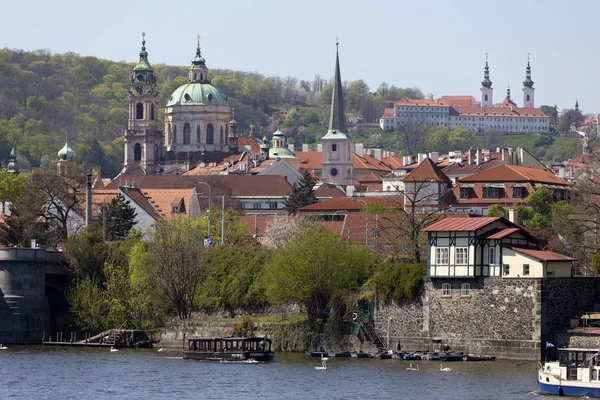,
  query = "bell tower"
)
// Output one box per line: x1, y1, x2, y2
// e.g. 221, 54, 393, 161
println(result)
321, 40, 353, 186
481, 54, 493, 107
123, 32, 162, 174
522, 55, 535, 108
